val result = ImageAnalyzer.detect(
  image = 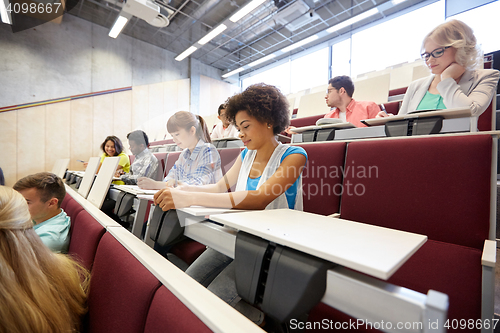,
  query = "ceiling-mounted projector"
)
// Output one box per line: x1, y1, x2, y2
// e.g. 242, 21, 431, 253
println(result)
122, 0, 171, 27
